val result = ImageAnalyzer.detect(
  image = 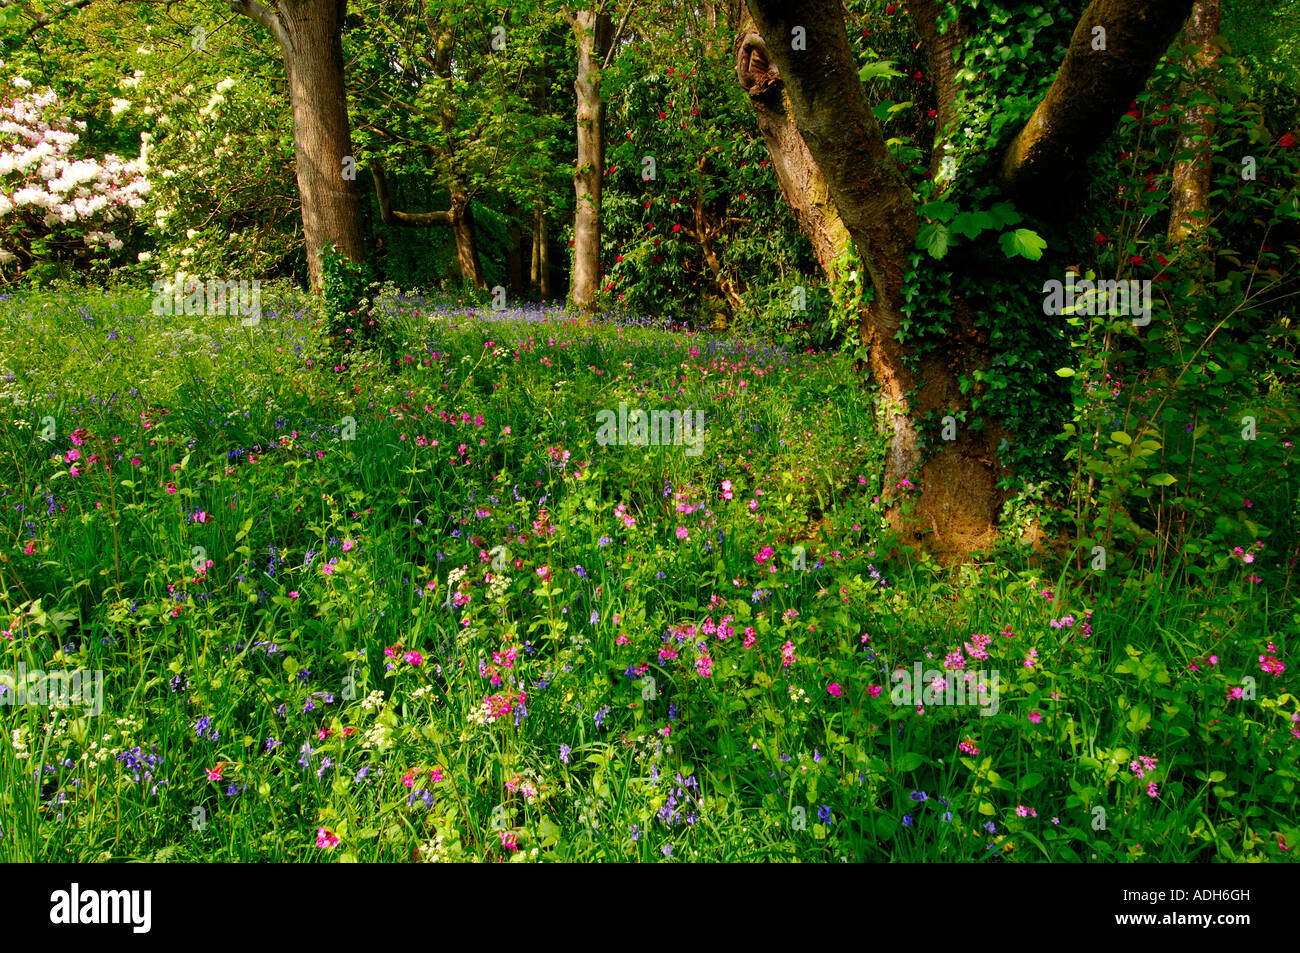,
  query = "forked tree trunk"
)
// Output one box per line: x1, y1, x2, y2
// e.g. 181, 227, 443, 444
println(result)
570, 10, 614, 311
231, 0, 367, 292
740, 1, 1010, 561
1168, 0, 1221, 247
